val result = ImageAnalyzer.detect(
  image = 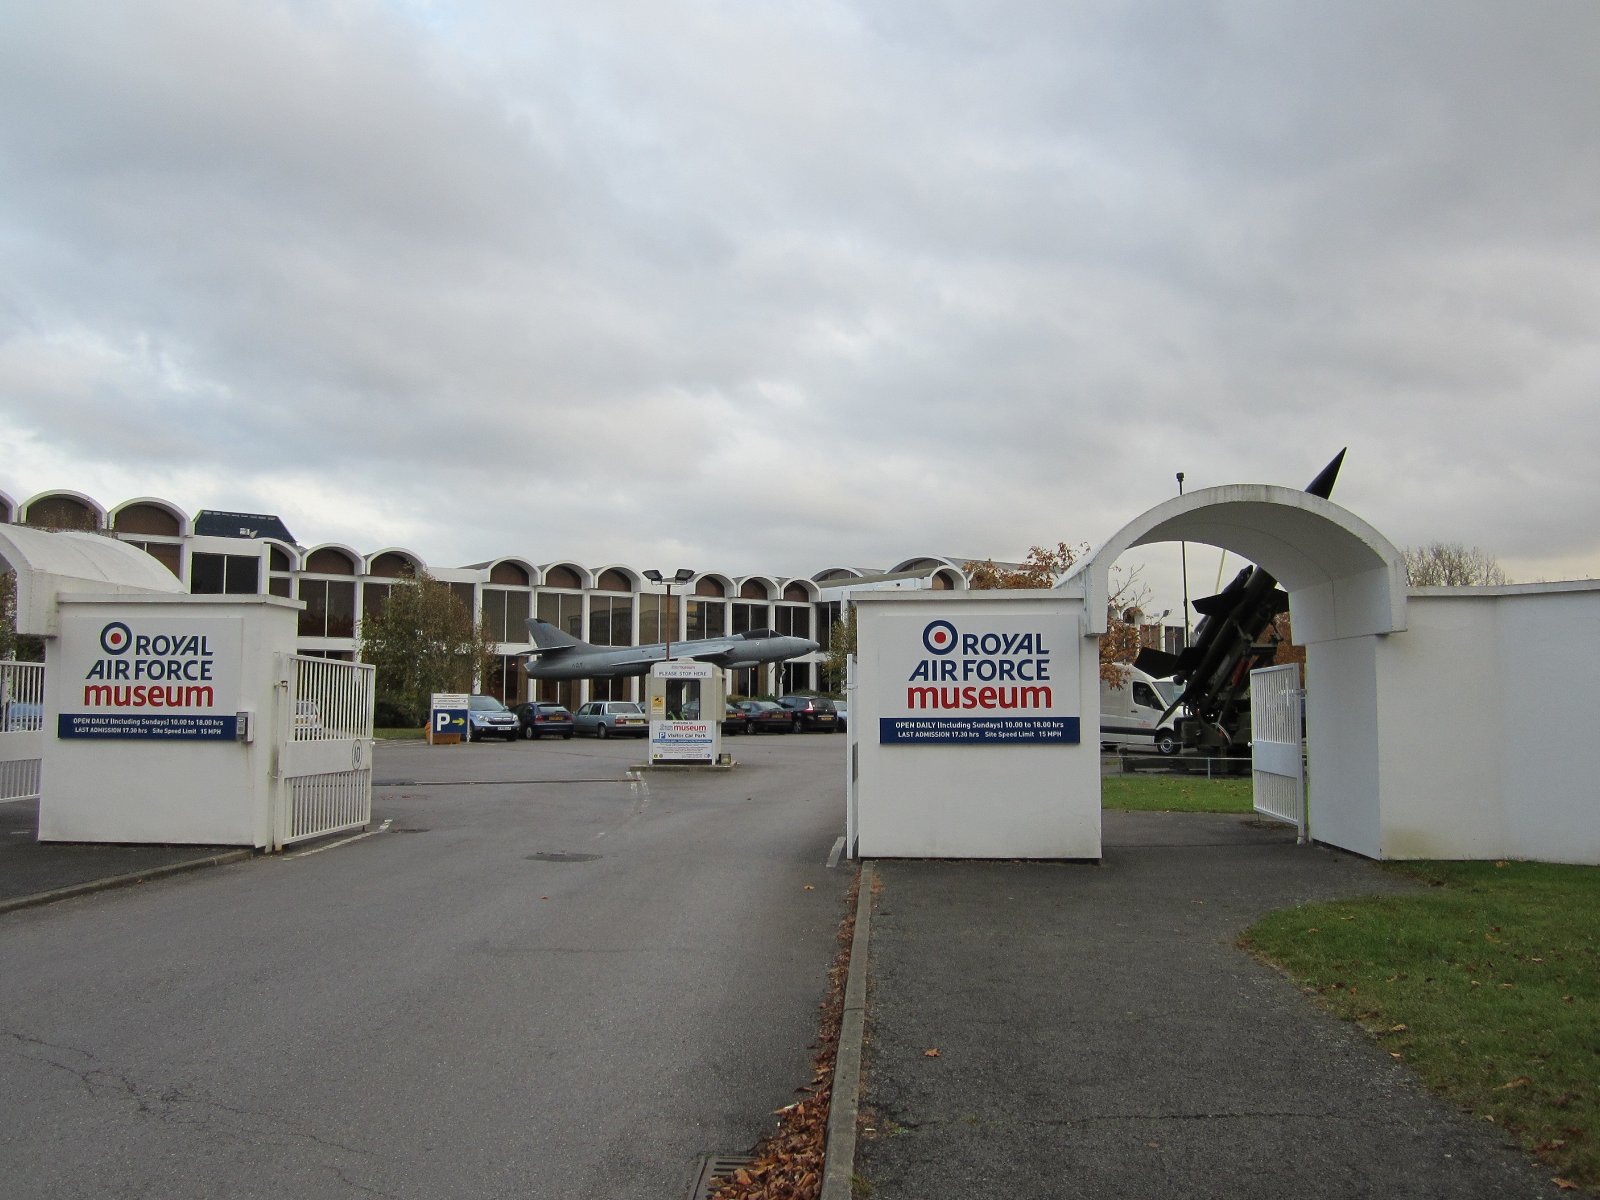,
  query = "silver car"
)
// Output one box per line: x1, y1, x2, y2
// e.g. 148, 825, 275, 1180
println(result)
573, 700, 649, 738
